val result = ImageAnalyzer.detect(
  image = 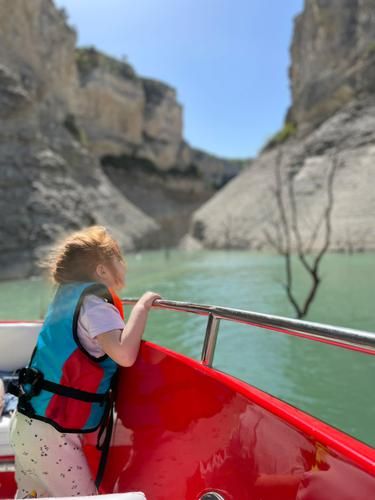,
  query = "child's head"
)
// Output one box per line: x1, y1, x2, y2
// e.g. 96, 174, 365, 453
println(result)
41, 225, 127, 291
